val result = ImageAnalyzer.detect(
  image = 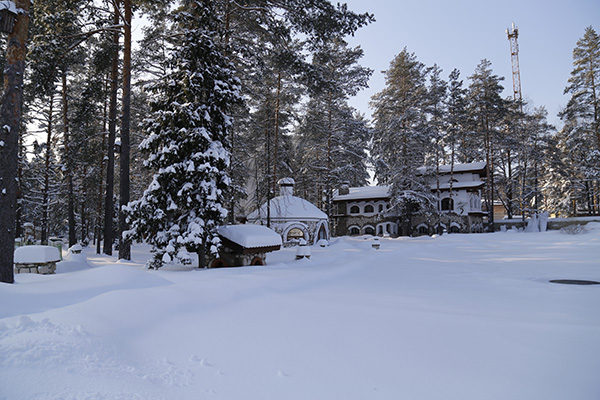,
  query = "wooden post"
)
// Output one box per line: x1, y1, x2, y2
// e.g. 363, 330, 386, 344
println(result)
0, 0, 30, 284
